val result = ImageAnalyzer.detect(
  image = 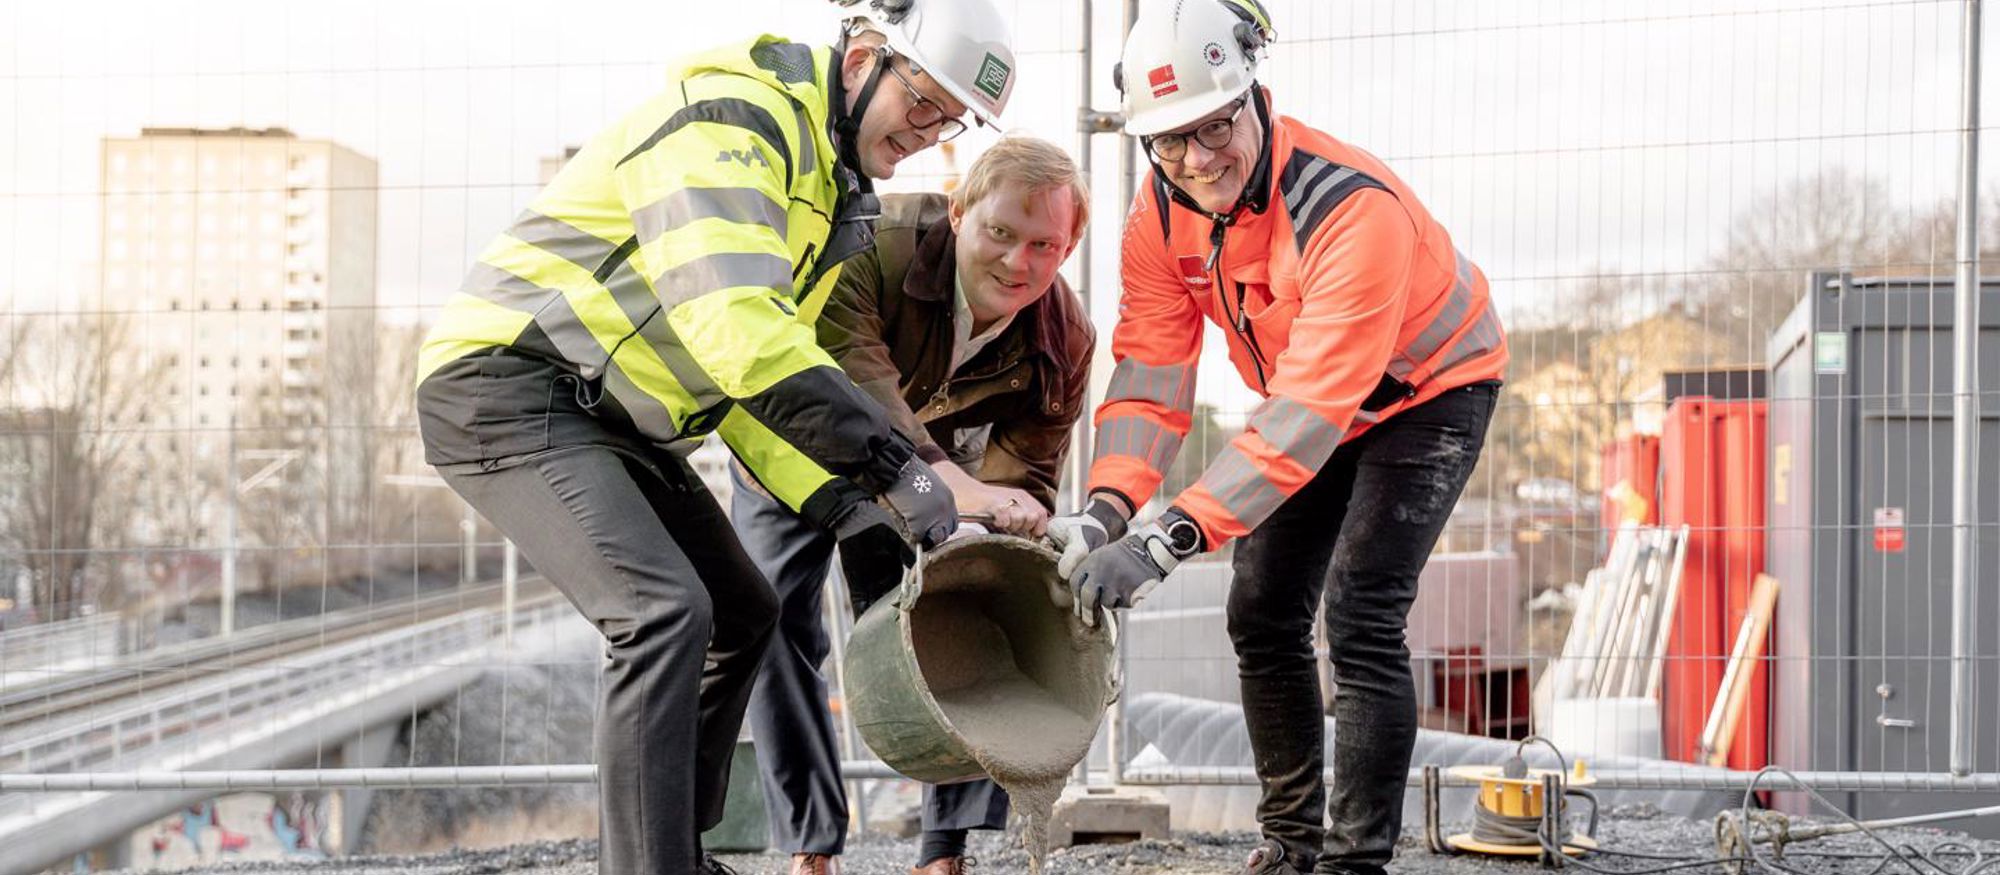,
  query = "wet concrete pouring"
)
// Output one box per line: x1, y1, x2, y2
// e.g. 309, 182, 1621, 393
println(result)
898, 537, 1117, 875
101, 806, 2000, 875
